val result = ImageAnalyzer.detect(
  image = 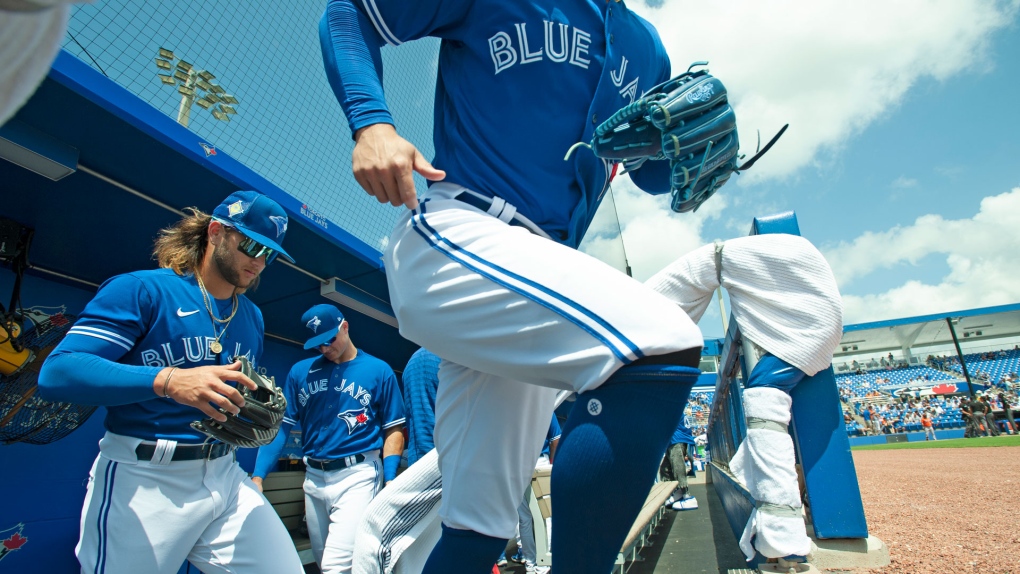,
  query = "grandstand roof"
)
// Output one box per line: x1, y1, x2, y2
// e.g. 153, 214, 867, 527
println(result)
837, 303, 1020, 358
